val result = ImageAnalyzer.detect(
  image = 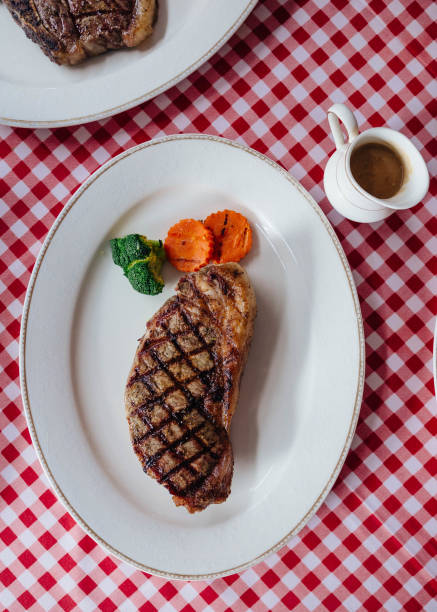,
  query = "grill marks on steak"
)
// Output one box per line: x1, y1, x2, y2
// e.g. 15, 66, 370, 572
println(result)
125, 263, 256, 512
128, 311, 227, 499
4, 0, 156, 64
